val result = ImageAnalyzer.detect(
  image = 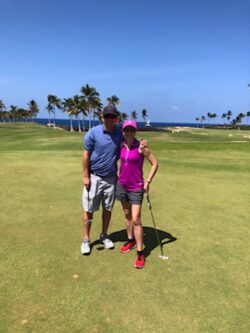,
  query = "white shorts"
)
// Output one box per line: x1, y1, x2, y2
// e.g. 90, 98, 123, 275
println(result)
82, 174, 117, 213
